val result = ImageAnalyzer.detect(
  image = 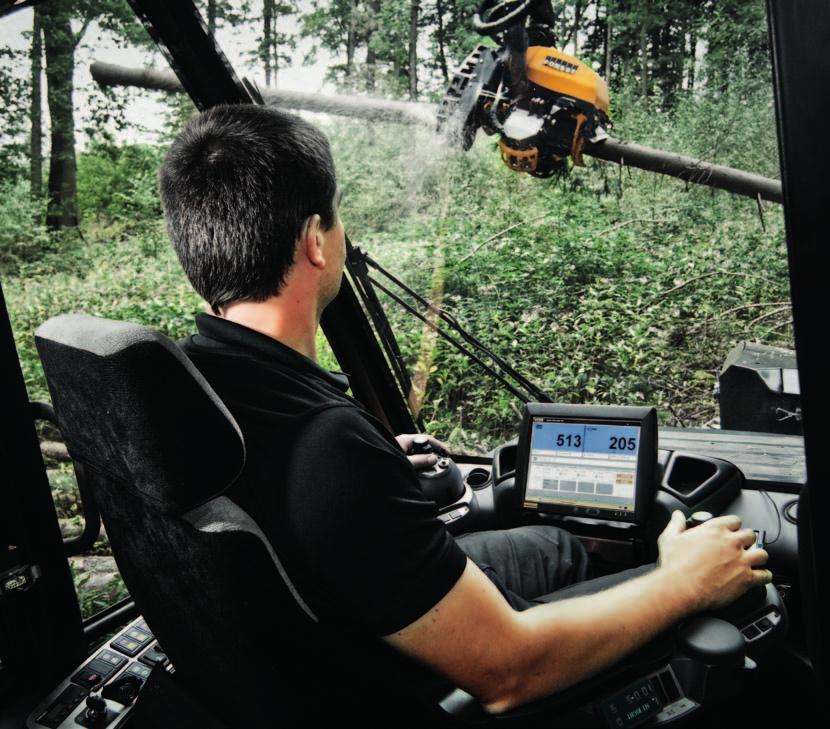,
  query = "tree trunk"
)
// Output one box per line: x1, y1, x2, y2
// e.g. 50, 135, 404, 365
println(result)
435, 0, 449, 83
366, 0, 379, 91
687, 28, 696, 91
263, 0, 273, 86
408, 0, 419, 100
278, 9, 280, 88
207, 0, 216, 34
604, 1, 611, 80
586, 137, 783, 203
30, 8, 43, 201
346, 0, 356, 82
649, 25, 662, 101
41, 2, 78, 229
567, 1, 585, 56
638, 23, 648, 98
